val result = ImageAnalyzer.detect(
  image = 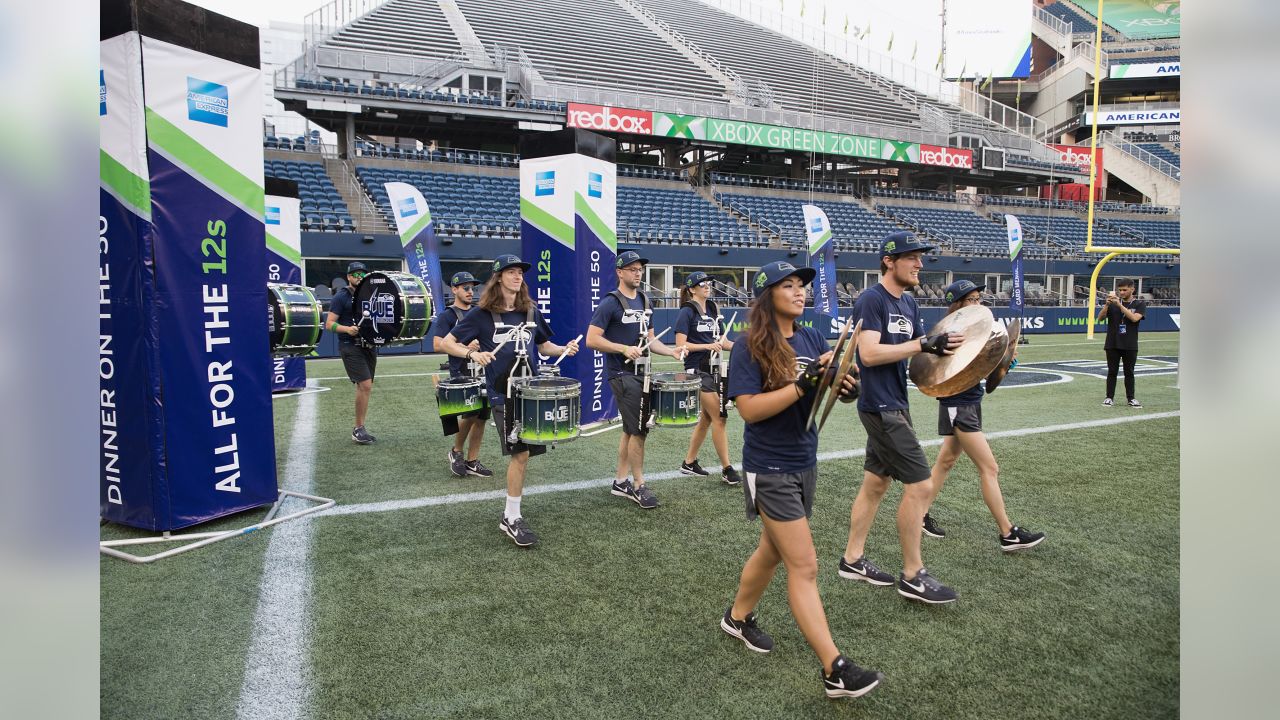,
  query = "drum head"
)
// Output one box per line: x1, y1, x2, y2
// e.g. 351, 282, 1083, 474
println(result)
984, 320, 1021, 393
908, 305, 1008, 398
353, 271, 432, 346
